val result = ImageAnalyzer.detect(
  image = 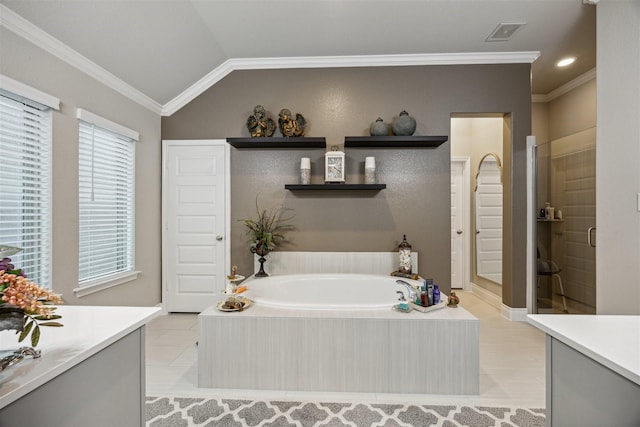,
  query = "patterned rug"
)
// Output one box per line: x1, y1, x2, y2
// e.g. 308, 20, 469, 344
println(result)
146, 396, 546, 427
